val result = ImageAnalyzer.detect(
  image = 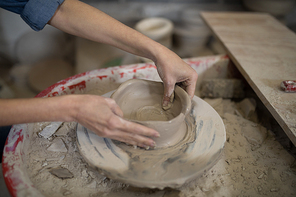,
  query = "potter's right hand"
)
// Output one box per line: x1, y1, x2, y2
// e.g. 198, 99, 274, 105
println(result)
152, 45, 198, 109
73, 94, 159, 148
